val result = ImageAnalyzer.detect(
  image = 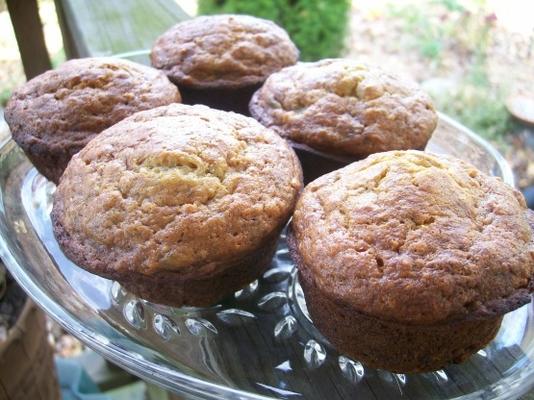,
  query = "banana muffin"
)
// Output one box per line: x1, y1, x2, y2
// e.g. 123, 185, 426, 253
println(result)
52, 104, 302, 307
151, 14, 299, 115
289, 150, 534, 373
250, 59, 438, 181
5, 57, 180, 183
